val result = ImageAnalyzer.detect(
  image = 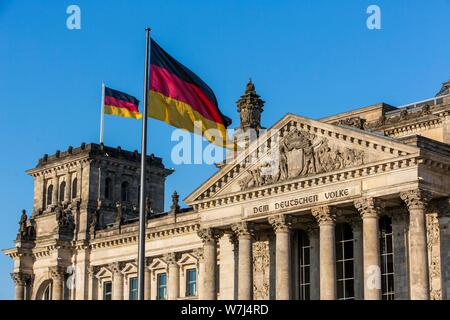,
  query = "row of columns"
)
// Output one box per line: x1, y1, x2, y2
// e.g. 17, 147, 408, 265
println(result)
198, 189, 435, 300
